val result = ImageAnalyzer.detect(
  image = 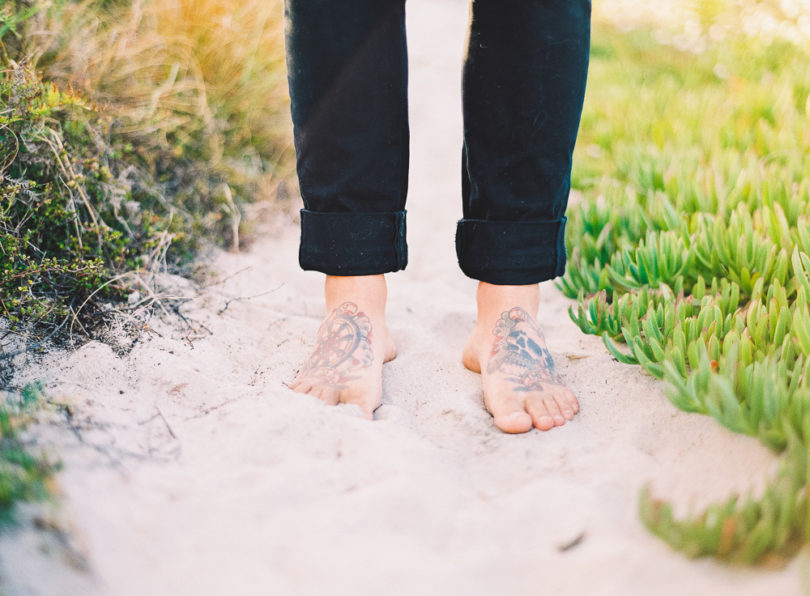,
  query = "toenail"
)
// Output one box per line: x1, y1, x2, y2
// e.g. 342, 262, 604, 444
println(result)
554, 415, 564, 424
